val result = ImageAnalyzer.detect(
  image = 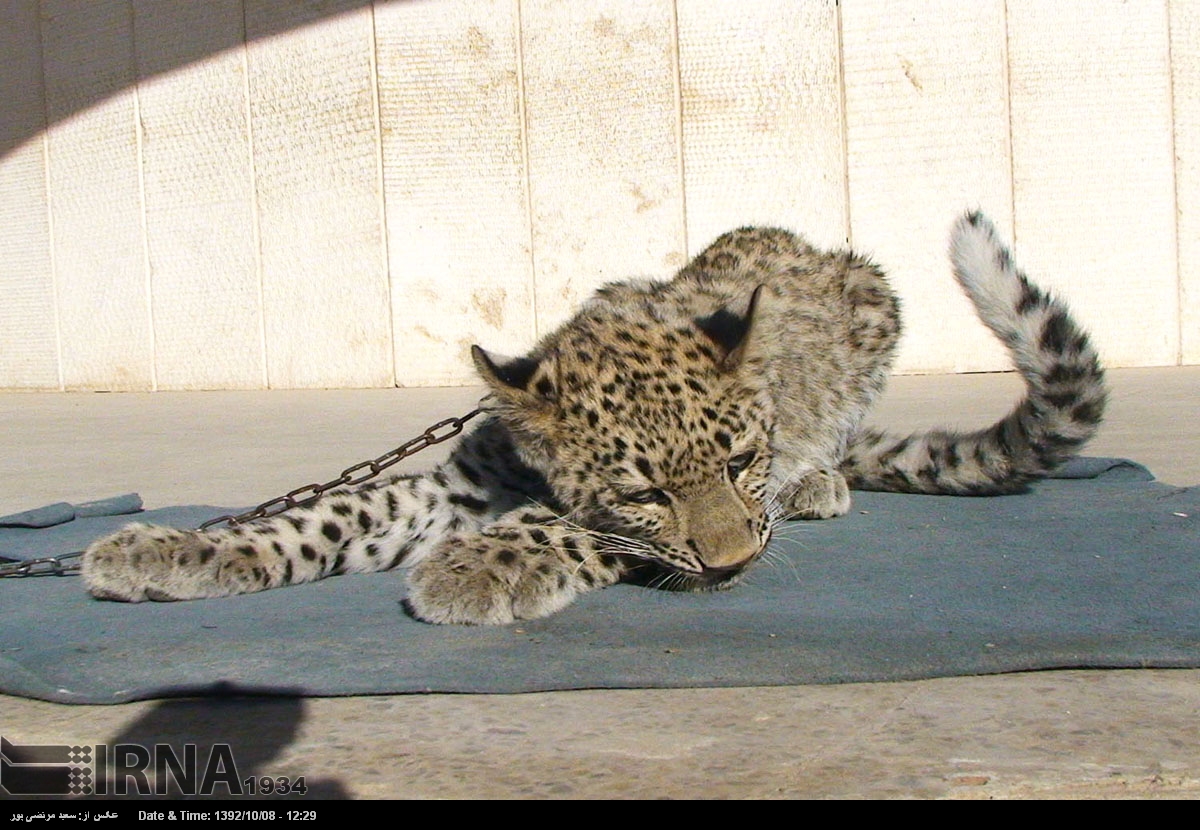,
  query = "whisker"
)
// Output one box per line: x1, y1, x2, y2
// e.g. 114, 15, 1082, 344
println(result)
646, 570, 675, 591
767, 522, 808, 542
759, 544, 805, 584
